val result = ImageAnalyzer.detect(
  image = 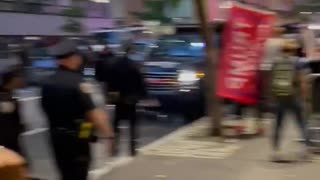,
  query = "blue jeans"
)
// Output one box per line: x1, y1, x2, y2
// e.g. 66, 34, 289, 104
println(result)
273, 100, 310, 150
